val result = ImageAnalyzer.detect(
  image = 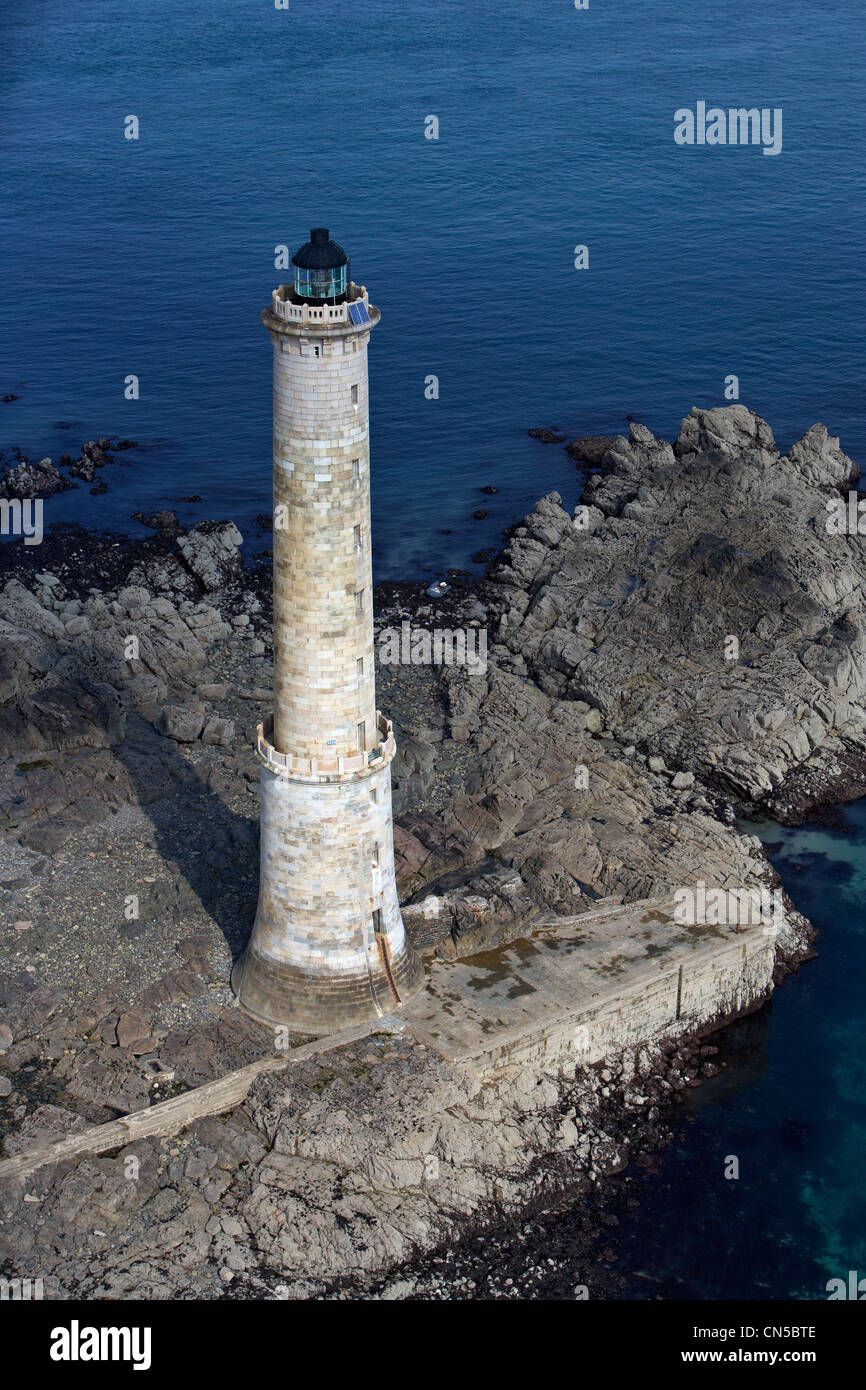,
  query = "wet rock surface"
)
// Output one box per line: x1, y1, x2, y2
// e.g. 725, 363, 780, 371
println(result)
564, 434, 616, 466
1, 438, 140, 500
1, 456, 74, 498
